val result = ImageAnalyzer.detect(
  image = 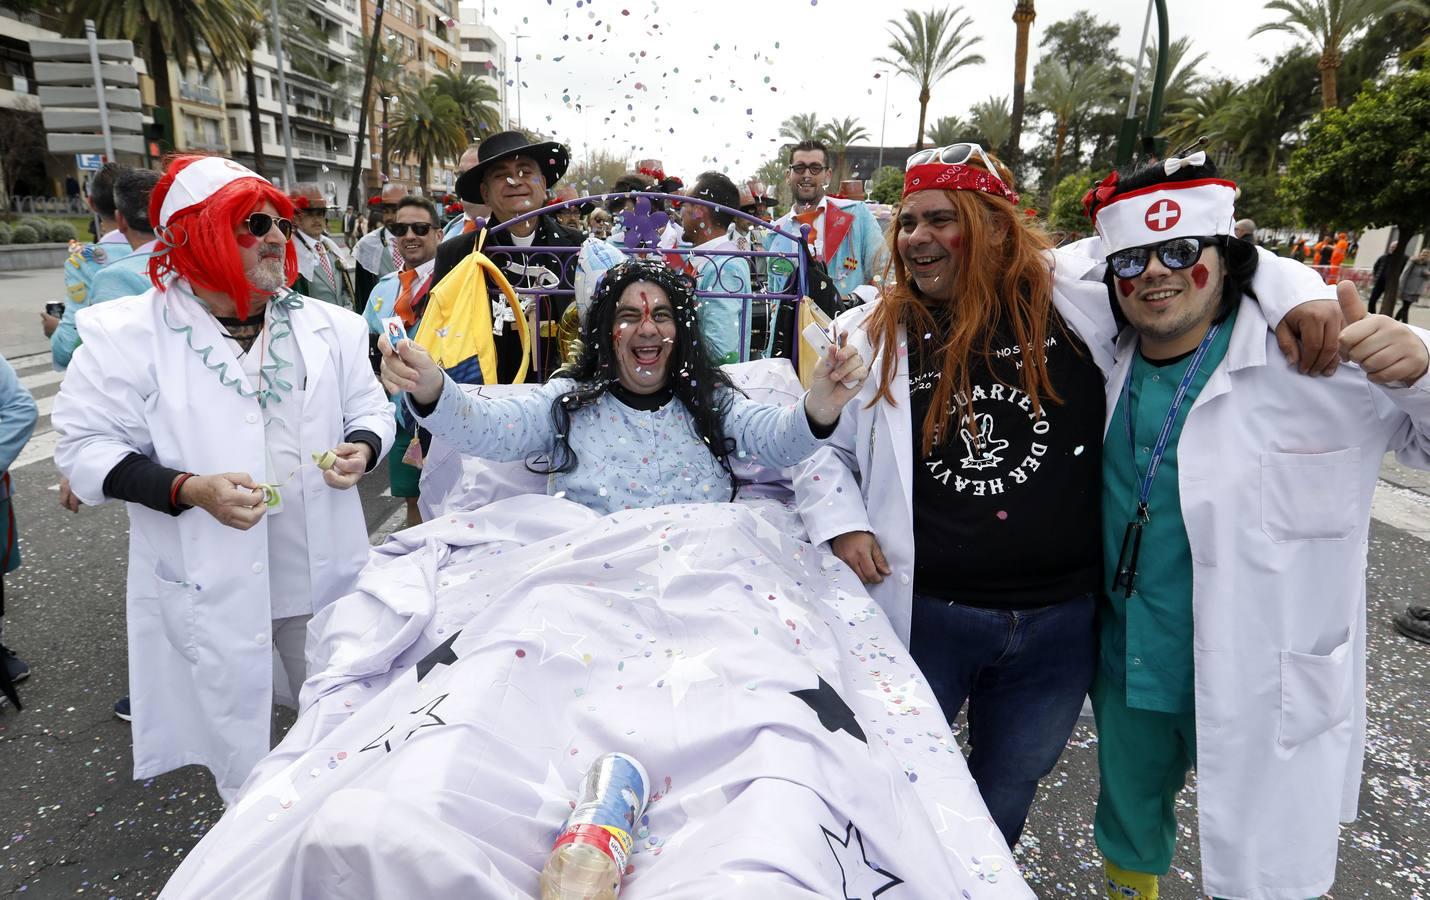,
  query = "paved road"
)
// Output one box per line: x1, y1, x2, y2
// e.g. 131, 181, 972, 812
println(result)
0, 271, 1427, 898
